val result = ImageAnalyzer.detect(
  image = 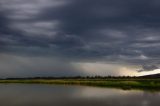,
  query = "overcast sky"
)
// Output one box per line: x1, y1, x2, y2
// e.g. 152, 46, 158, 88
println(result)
0, 0, 160, 77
